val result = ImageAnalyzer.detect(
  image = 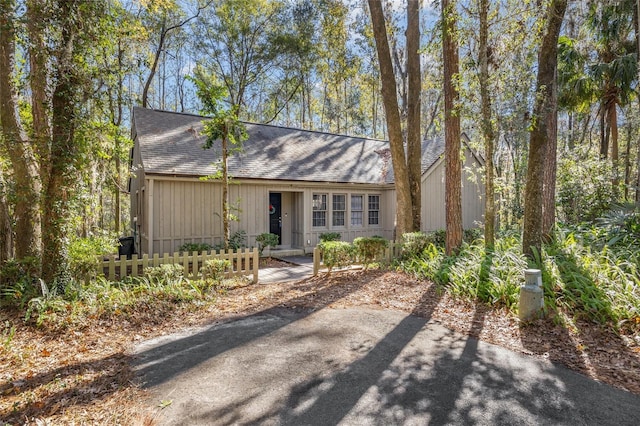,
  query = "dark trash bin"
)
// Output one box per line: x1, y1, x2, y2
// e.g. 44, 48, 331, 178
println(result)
118, 236, 135, 259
